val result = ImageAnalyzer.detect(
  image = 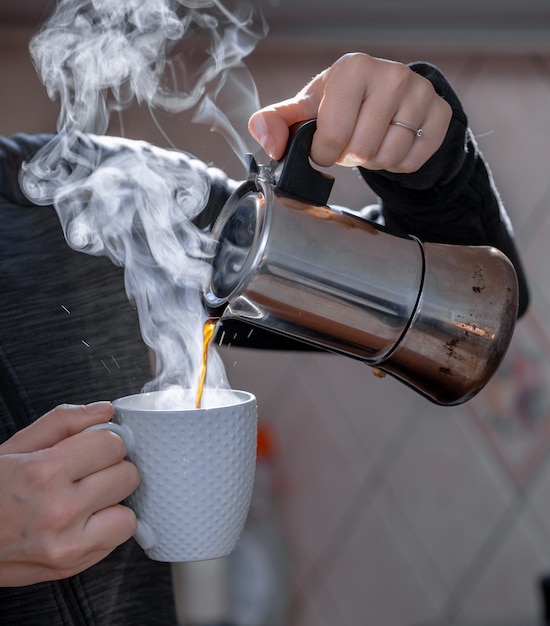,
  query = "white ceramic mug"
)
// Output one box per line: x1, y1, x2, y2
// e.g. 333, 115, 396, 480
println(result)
88, 387, 257, 562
